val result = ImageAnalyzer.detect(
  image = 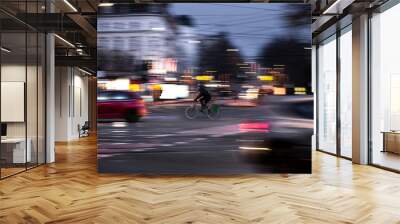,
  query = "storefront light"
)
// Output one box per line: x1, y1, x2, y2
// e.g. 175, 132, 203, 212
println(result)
98, 3, 114, 7
273, 87, 286, 95
195, 75, 213, 81
294, 87, 306, 92
106, 79, 130, 90
258, 75, 274, 81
